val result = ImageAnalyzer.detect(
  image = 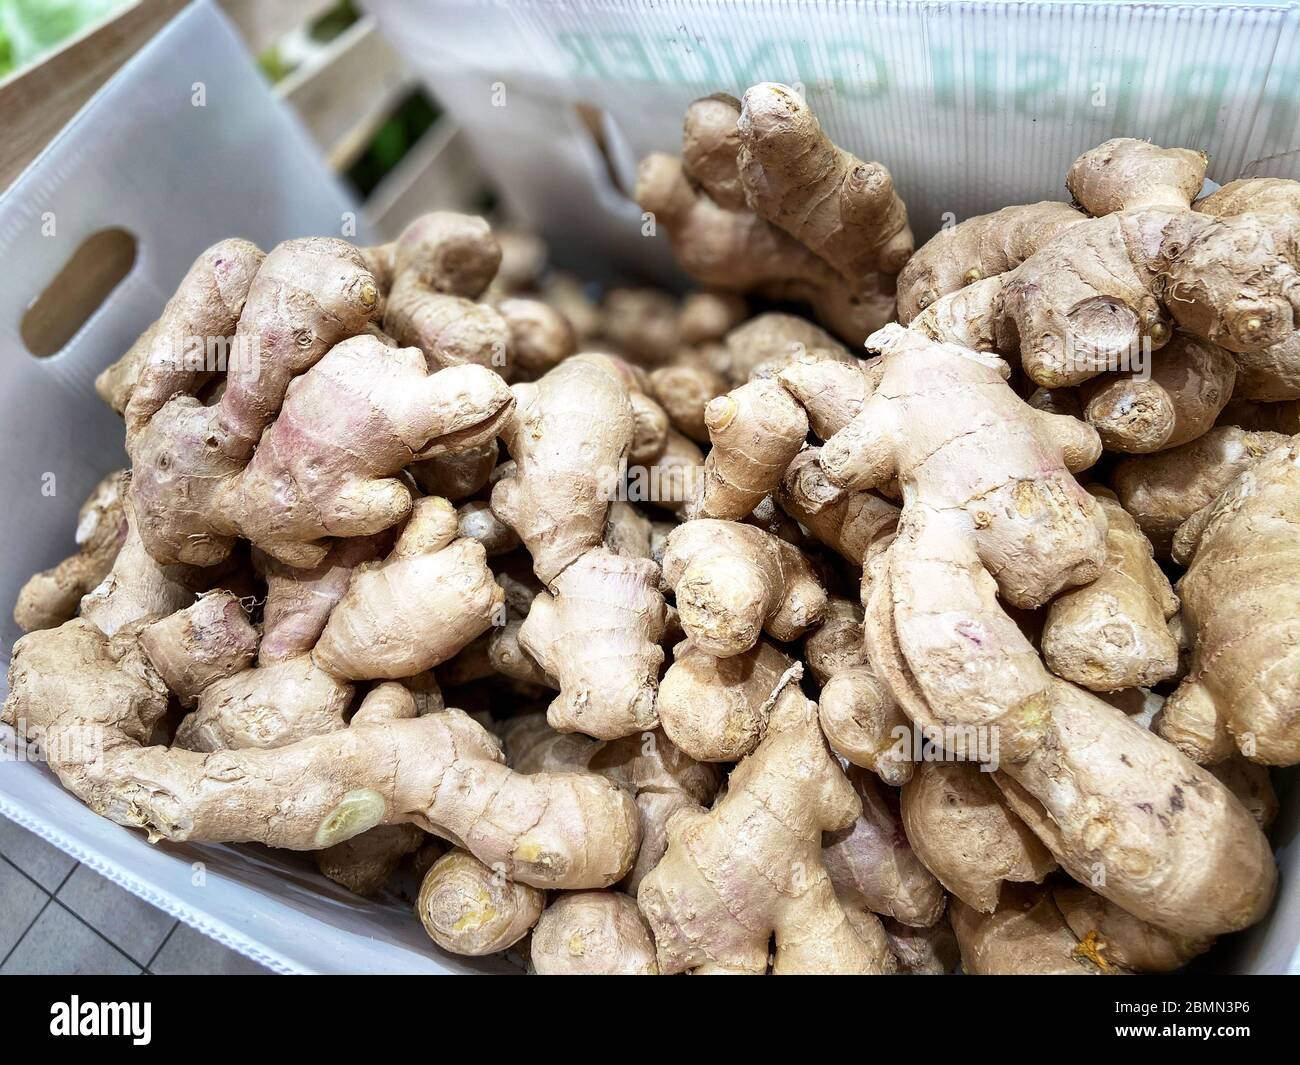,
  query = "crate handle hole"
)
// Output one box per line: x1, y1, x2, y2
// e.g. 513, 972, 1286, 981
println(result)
21, 227, 138, 358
